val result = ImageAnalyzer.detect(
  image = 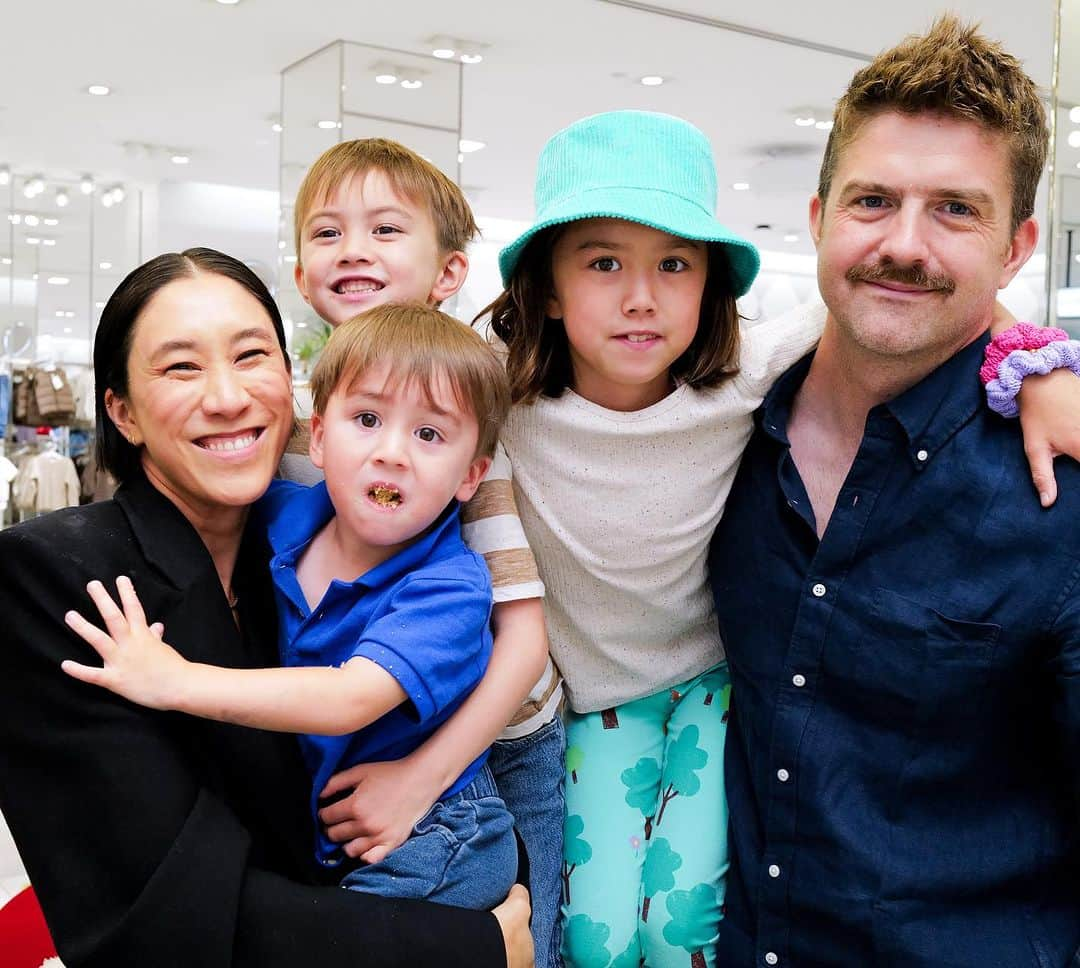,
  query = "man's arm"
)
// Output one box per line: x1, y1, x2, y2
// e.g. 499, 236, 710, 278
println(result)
0, 524, 509, 968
